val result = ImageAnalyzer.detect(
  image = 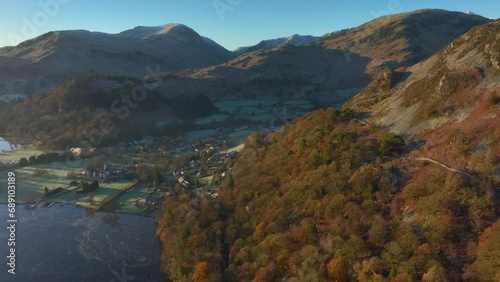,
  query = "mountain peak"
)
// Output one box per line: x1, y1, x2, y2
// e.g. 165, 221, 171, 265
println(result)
119, 23, 203, 43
